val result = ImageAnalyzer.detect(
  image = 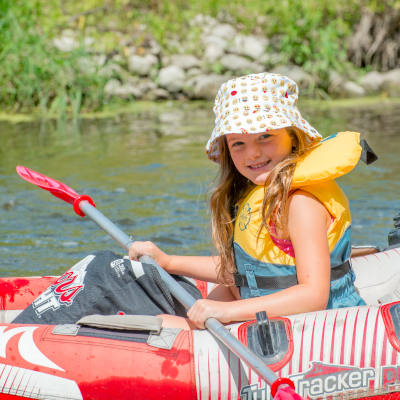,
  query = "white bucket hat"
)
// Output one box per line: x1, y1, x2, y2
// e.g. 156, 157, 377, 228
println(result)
206, 72, 322, 162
